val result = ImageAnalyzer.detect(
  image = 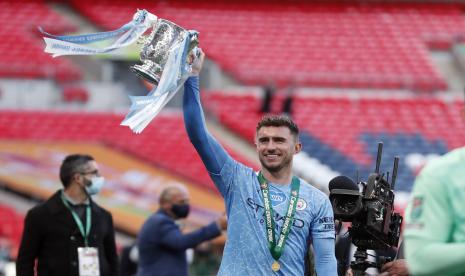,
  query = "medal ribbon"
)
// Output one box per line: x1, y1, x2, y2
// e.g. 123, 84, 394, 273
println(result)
61, 191, 92, 247
258, 171, 300, 261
